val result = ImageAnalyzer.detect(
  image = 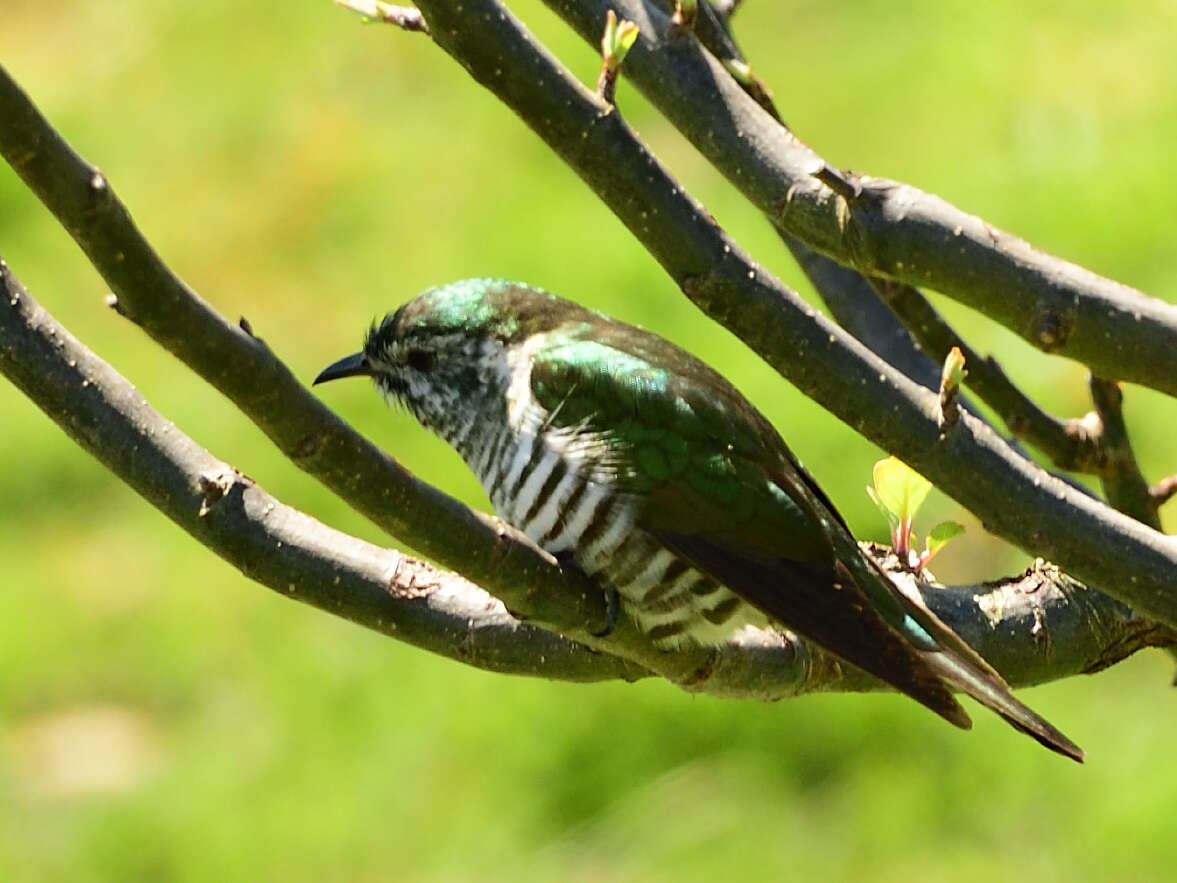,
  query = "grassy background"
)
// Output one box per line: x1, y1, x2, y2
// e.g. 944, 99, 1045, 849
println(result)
3, 1, 1177, 879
